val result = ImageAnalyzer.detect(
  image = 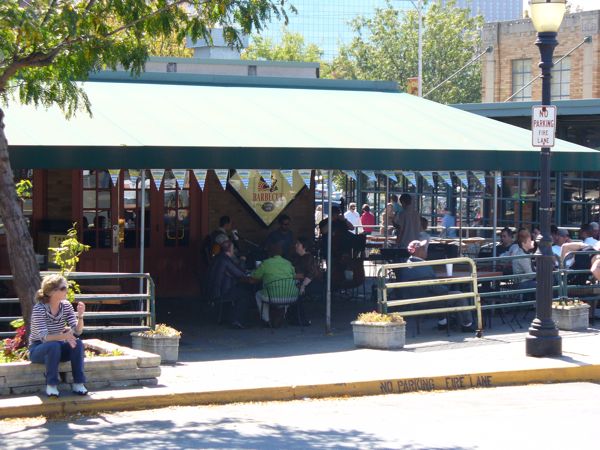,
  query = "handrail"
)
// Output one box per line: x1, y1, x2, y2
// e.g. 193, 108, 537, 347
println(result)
560, 250, 600, 299
376, 257, 483, 336
0, 272, 155, 338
